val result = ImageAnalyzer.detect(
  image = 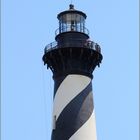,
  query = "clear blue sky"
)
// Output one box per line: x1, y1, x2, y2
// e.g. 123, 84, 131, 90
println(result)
1, 0, 139, 140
